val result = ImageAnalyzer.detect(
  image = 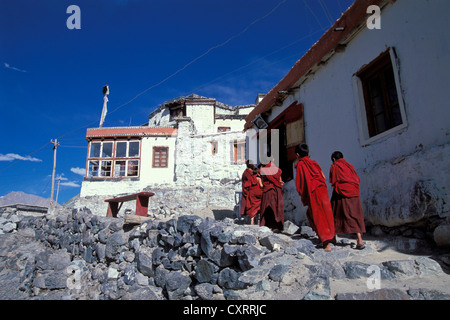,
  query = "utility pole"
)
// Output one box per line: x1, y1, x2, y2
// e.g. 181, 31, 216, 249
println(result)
49, 139, 60, 209
55, 176, 61, 205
